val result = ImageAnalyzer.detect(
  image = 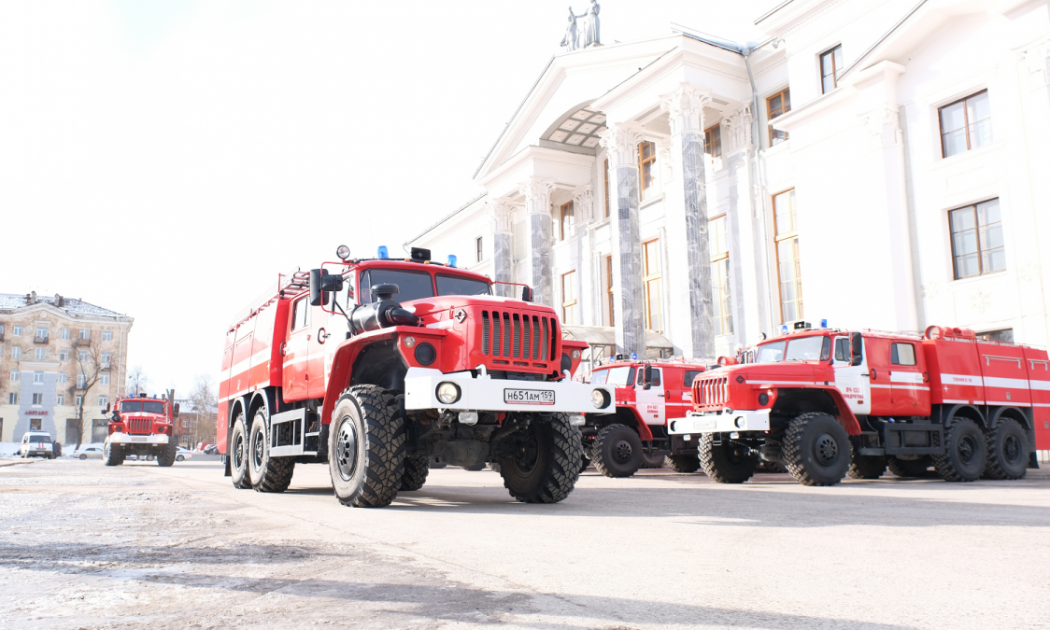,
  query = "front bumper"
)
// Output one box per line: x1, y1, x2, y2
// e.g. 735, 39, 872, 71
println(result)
404, 367, 613, 418
669, 409, 771, 435
108, 432, 169, 445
